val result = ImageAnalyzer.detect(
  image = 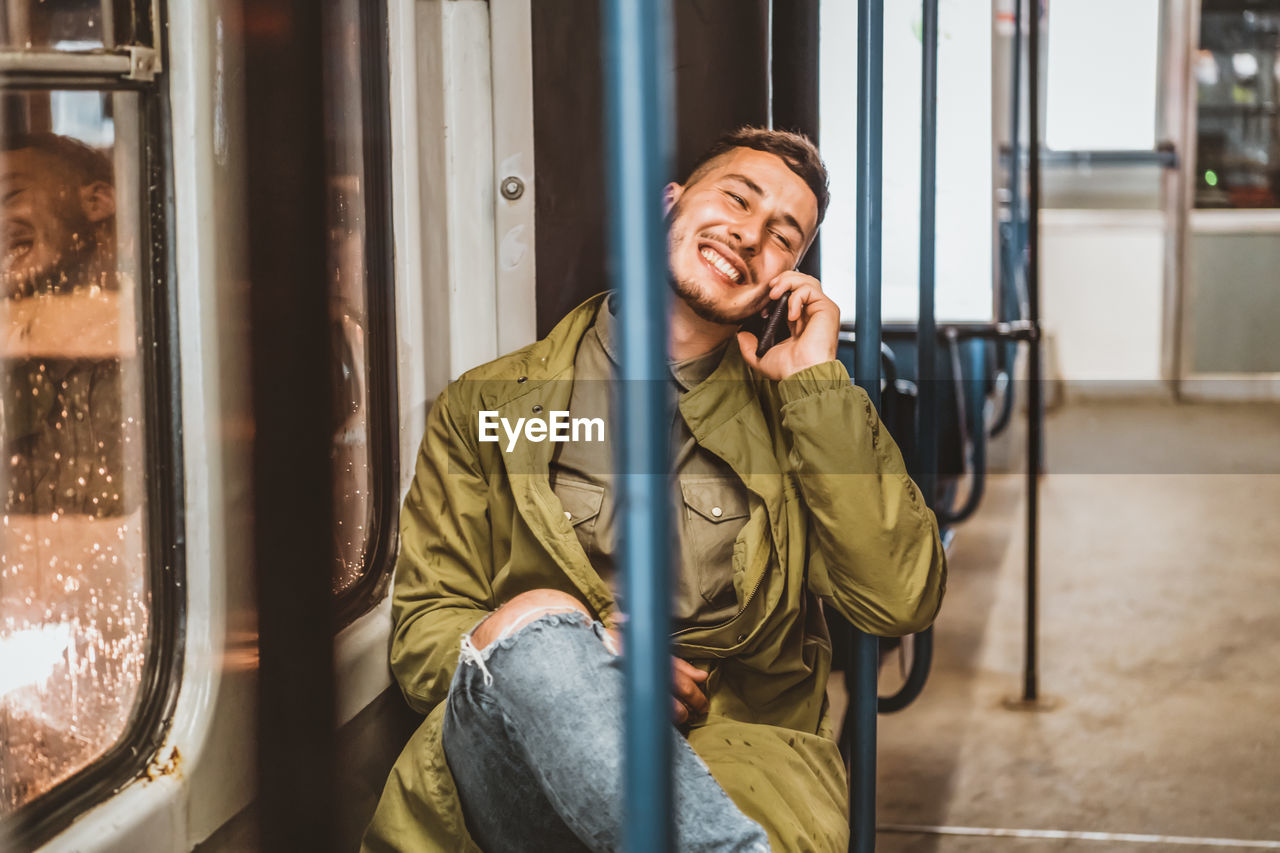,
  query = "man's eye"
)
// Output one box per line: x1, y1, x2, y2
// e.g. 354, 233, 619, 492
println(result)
772, 231, 792, 250
5, 237, 32, 258
726, 192, 746, 208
